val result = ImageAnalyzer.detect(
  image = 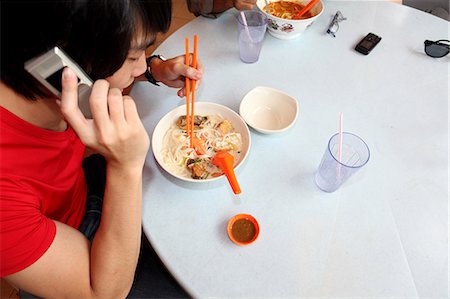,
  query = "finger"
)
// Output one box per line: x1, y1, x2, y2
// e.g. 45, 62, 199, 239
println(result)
187, 66, 203, 82
122, 96, 140, 125
178, 54, 202, 79
195, 59, 204, 76
60, 68, 90, 137
177, 88, 185, 98
235, 0, 255, 10
189, 55, 204, 80
239, 3, 255, 10
178, 77, 201, 97
107, 88, 125, 123
241, 0, 257, 6
173, 62, 202, 81
194, 79, 202, 90
89, 80, 111, 126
